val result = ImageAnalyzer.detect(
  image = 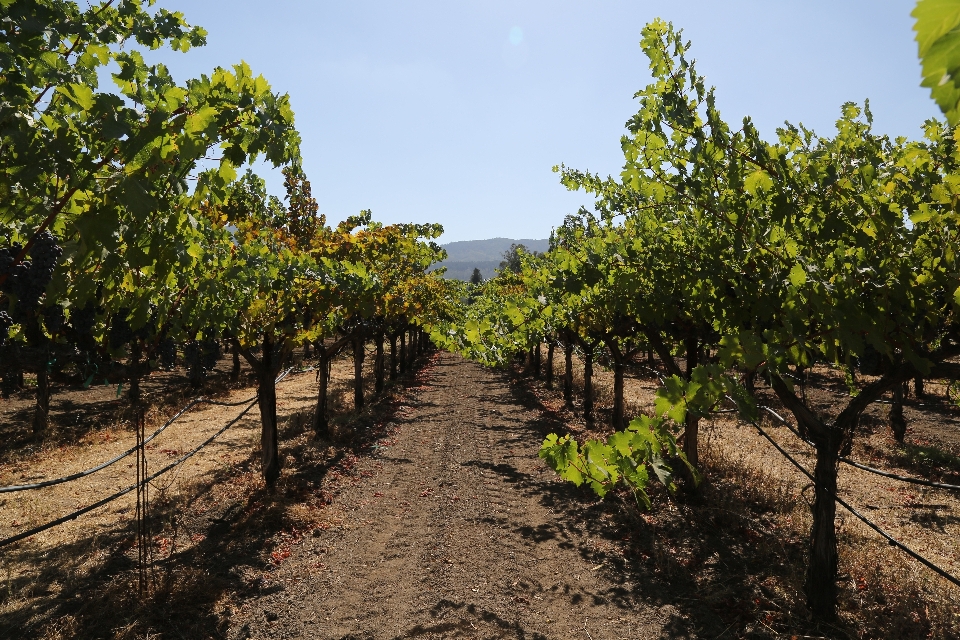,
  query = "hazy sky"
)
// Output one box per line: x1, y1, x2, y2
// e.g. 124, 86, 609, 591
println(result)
148, 1, 936, 242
